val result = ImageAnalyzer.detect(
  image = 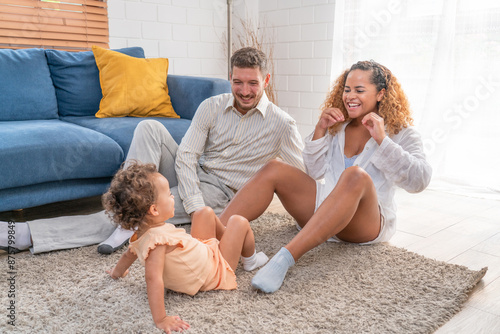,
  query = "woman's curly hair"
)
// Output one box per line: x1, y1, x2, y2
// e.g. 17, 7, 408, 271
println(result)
102, 161, 159, 231
321, 60, 413, 135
